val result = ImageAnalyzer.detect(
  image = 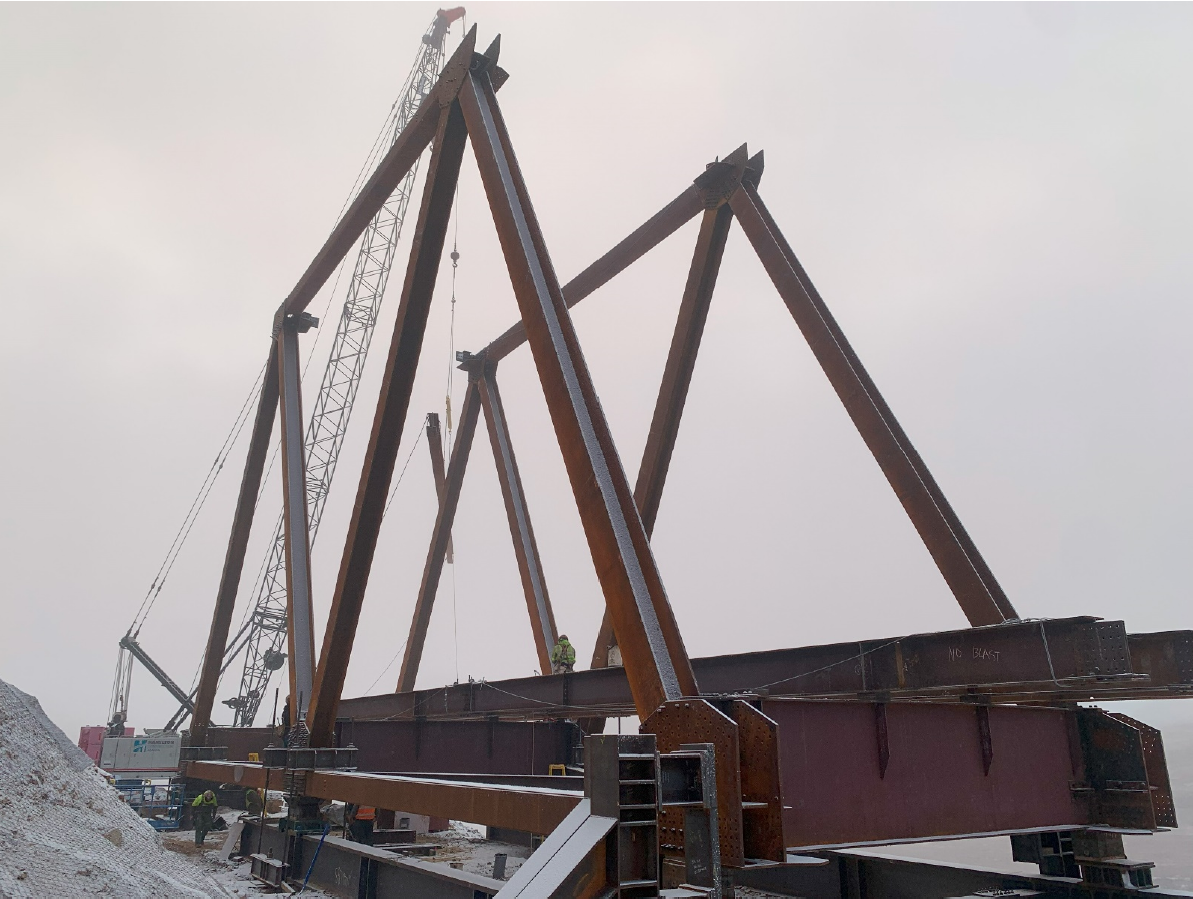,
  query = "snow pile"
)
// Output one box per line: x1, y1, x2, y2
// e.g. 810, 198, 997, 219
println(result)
0, 678, 222, 899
